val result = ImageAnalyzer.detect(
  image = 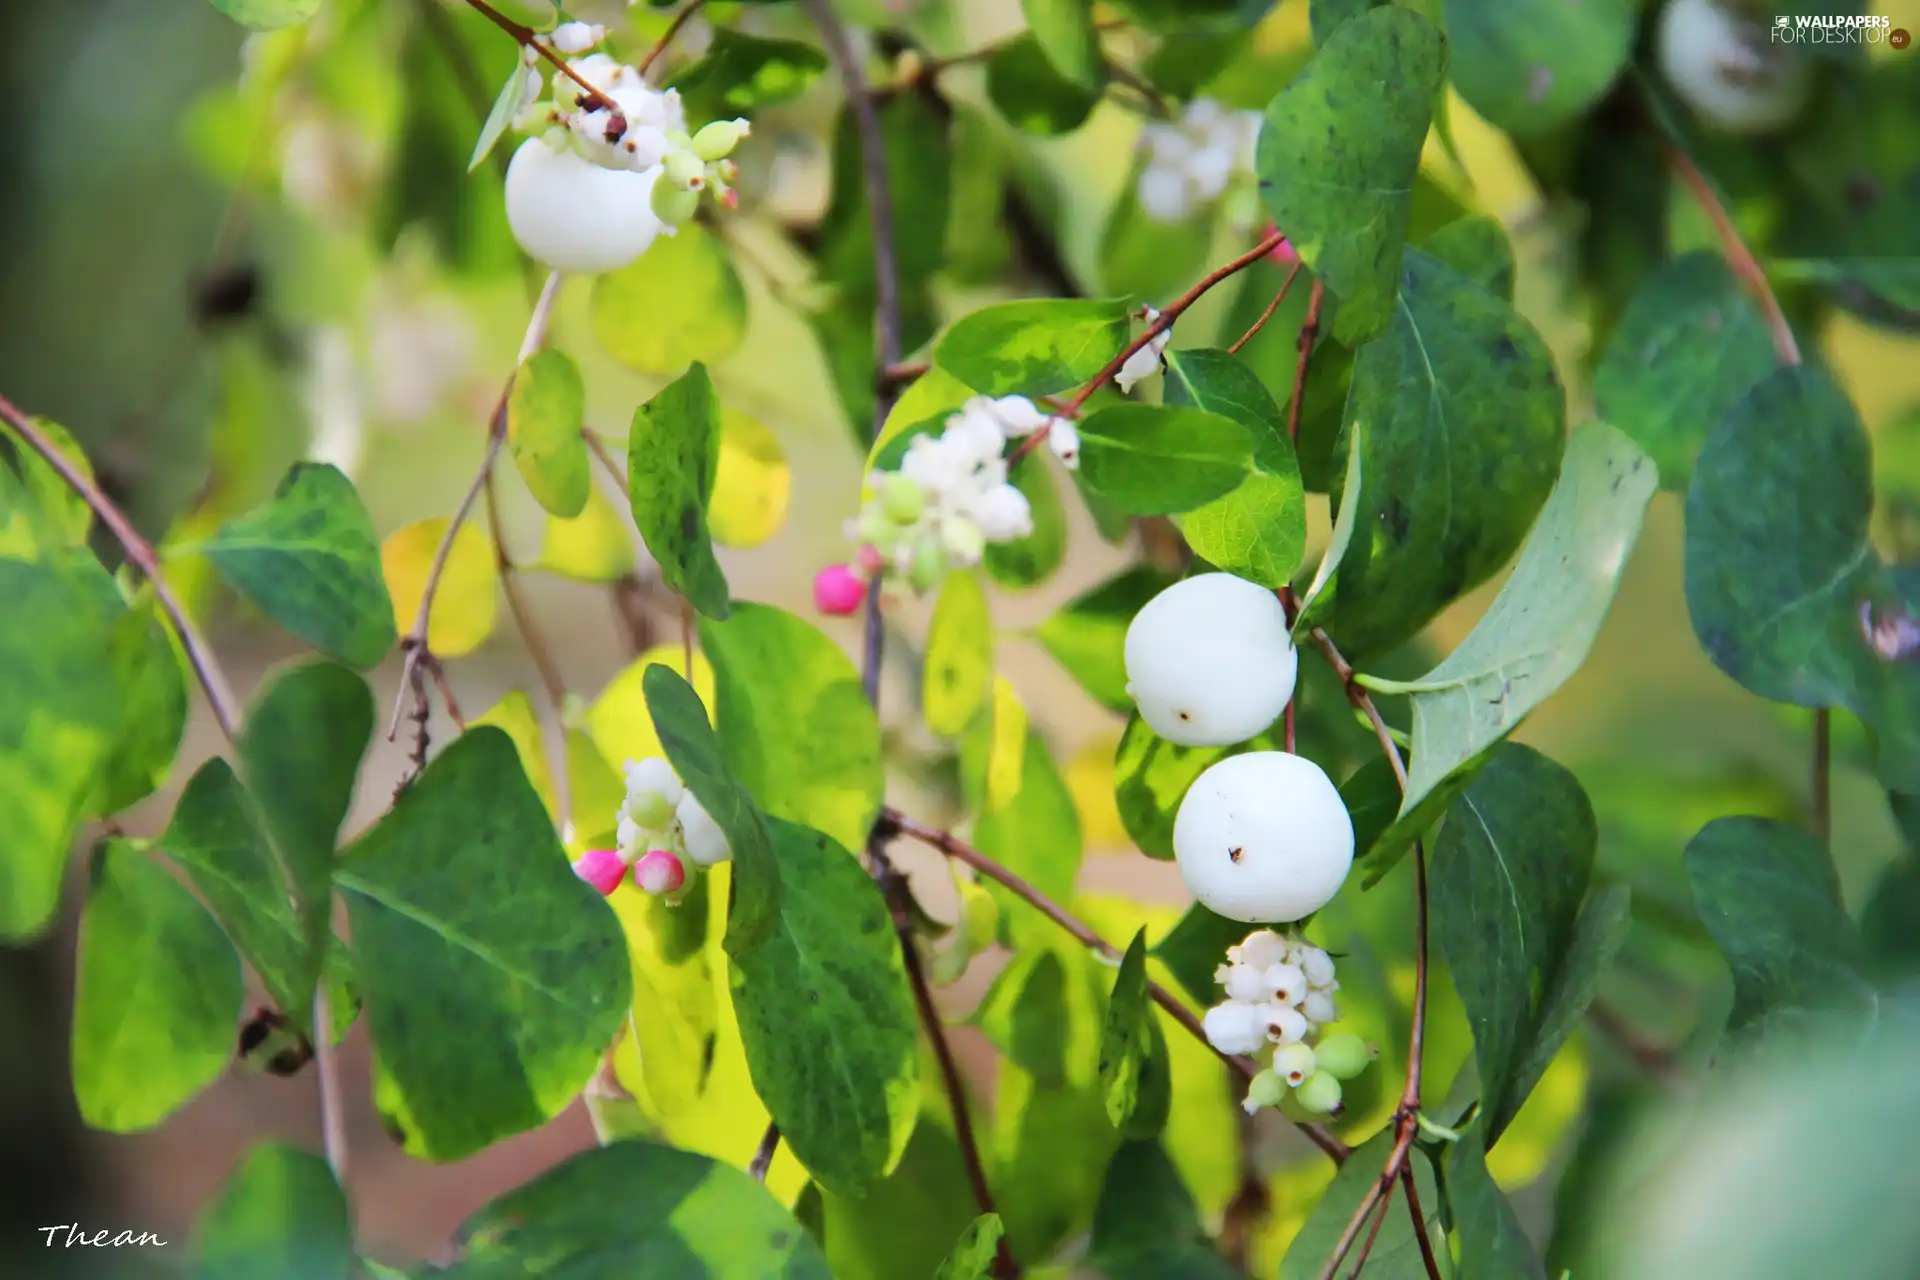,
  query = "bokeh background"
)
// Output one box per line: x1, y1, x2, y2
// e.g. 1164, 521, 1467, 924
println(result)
2, 0, 1917, 1275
